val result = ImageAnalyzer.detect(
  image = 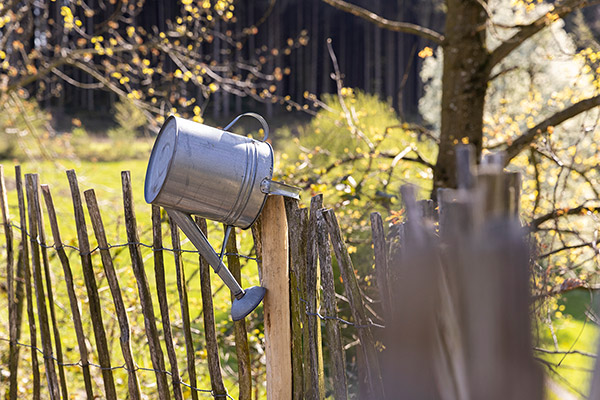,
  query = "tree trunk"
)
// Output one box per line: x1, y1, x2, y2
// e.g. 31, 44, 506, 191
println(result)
433, 0, 488, 192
